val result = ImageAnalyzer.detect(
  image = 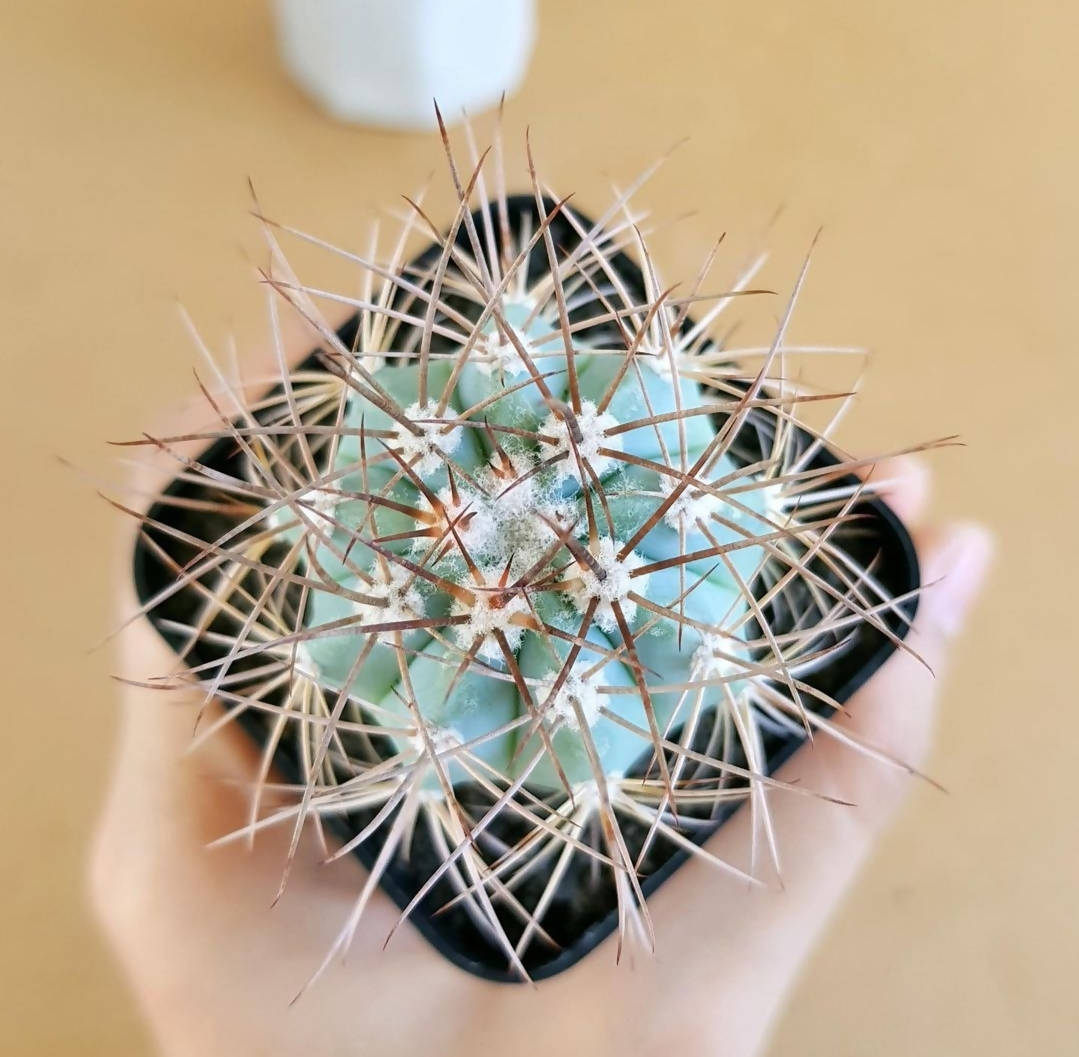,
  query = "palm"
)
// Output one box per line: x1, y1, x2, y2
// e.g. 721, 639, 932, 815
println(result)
92, 449, 989, 1057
